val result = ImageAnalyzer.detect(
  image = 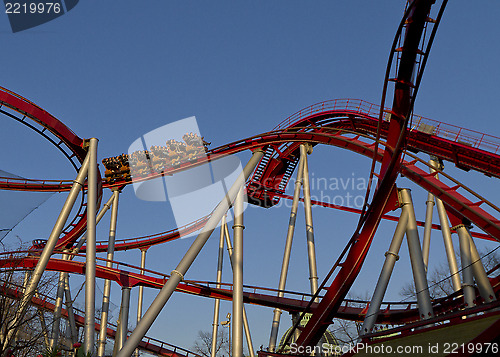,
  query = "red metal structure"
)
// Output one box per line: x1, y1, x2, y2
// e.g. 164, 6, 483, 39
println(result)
1, 0, 500, 356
